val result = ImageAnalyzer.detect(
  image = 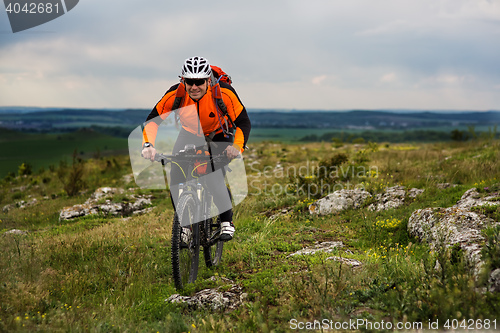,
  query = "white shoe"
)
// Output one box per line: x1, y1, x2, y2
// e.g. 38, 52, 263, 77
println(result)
181, 227, 192, 245
220, 221, 235, 241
